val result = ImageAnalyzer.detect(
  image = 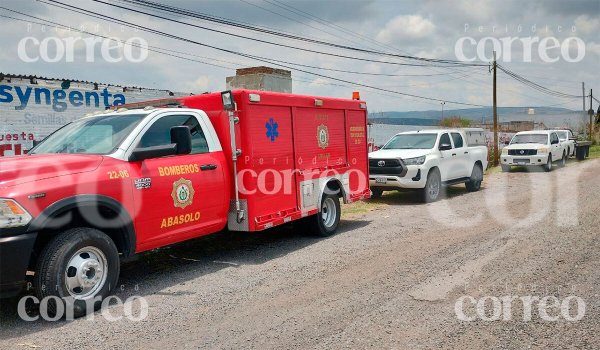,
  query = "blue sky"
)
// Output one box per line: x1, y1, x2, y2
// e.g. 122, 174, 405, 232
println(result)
0, 0, 598, 112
